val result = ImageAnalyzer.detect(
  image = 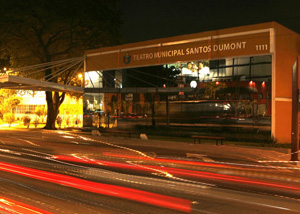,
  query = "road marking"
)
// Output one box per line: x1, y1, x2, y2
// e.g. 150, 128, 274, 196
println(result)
10, 137, 39, 146
186, 153, 215, 162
